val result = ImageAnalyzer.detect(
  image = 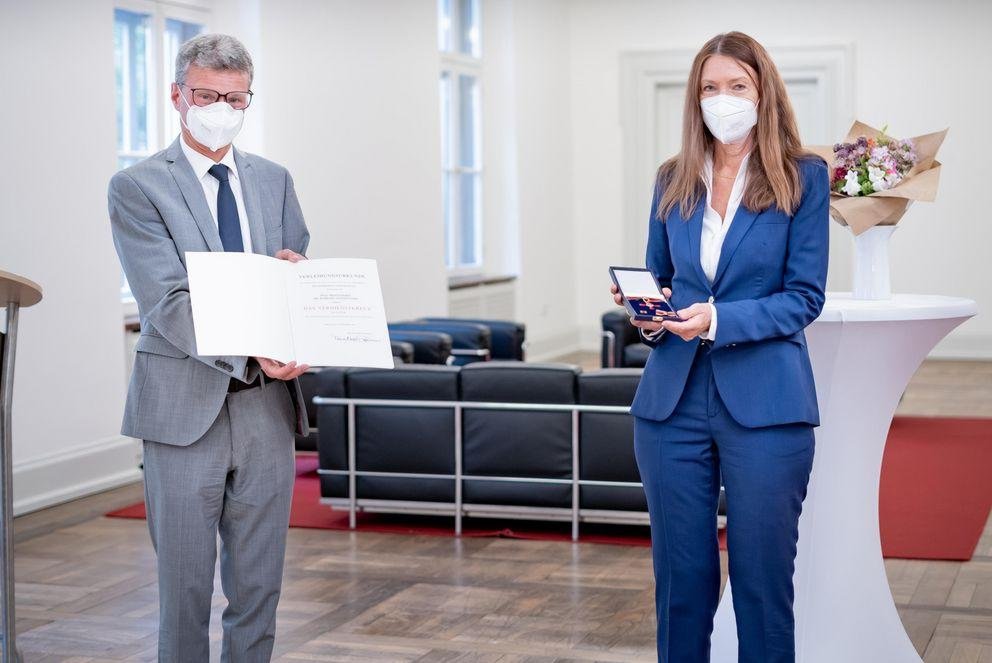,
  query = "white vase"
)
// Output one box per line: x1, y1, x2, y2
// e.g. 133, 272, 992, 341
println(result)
852, 225, 896, 300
